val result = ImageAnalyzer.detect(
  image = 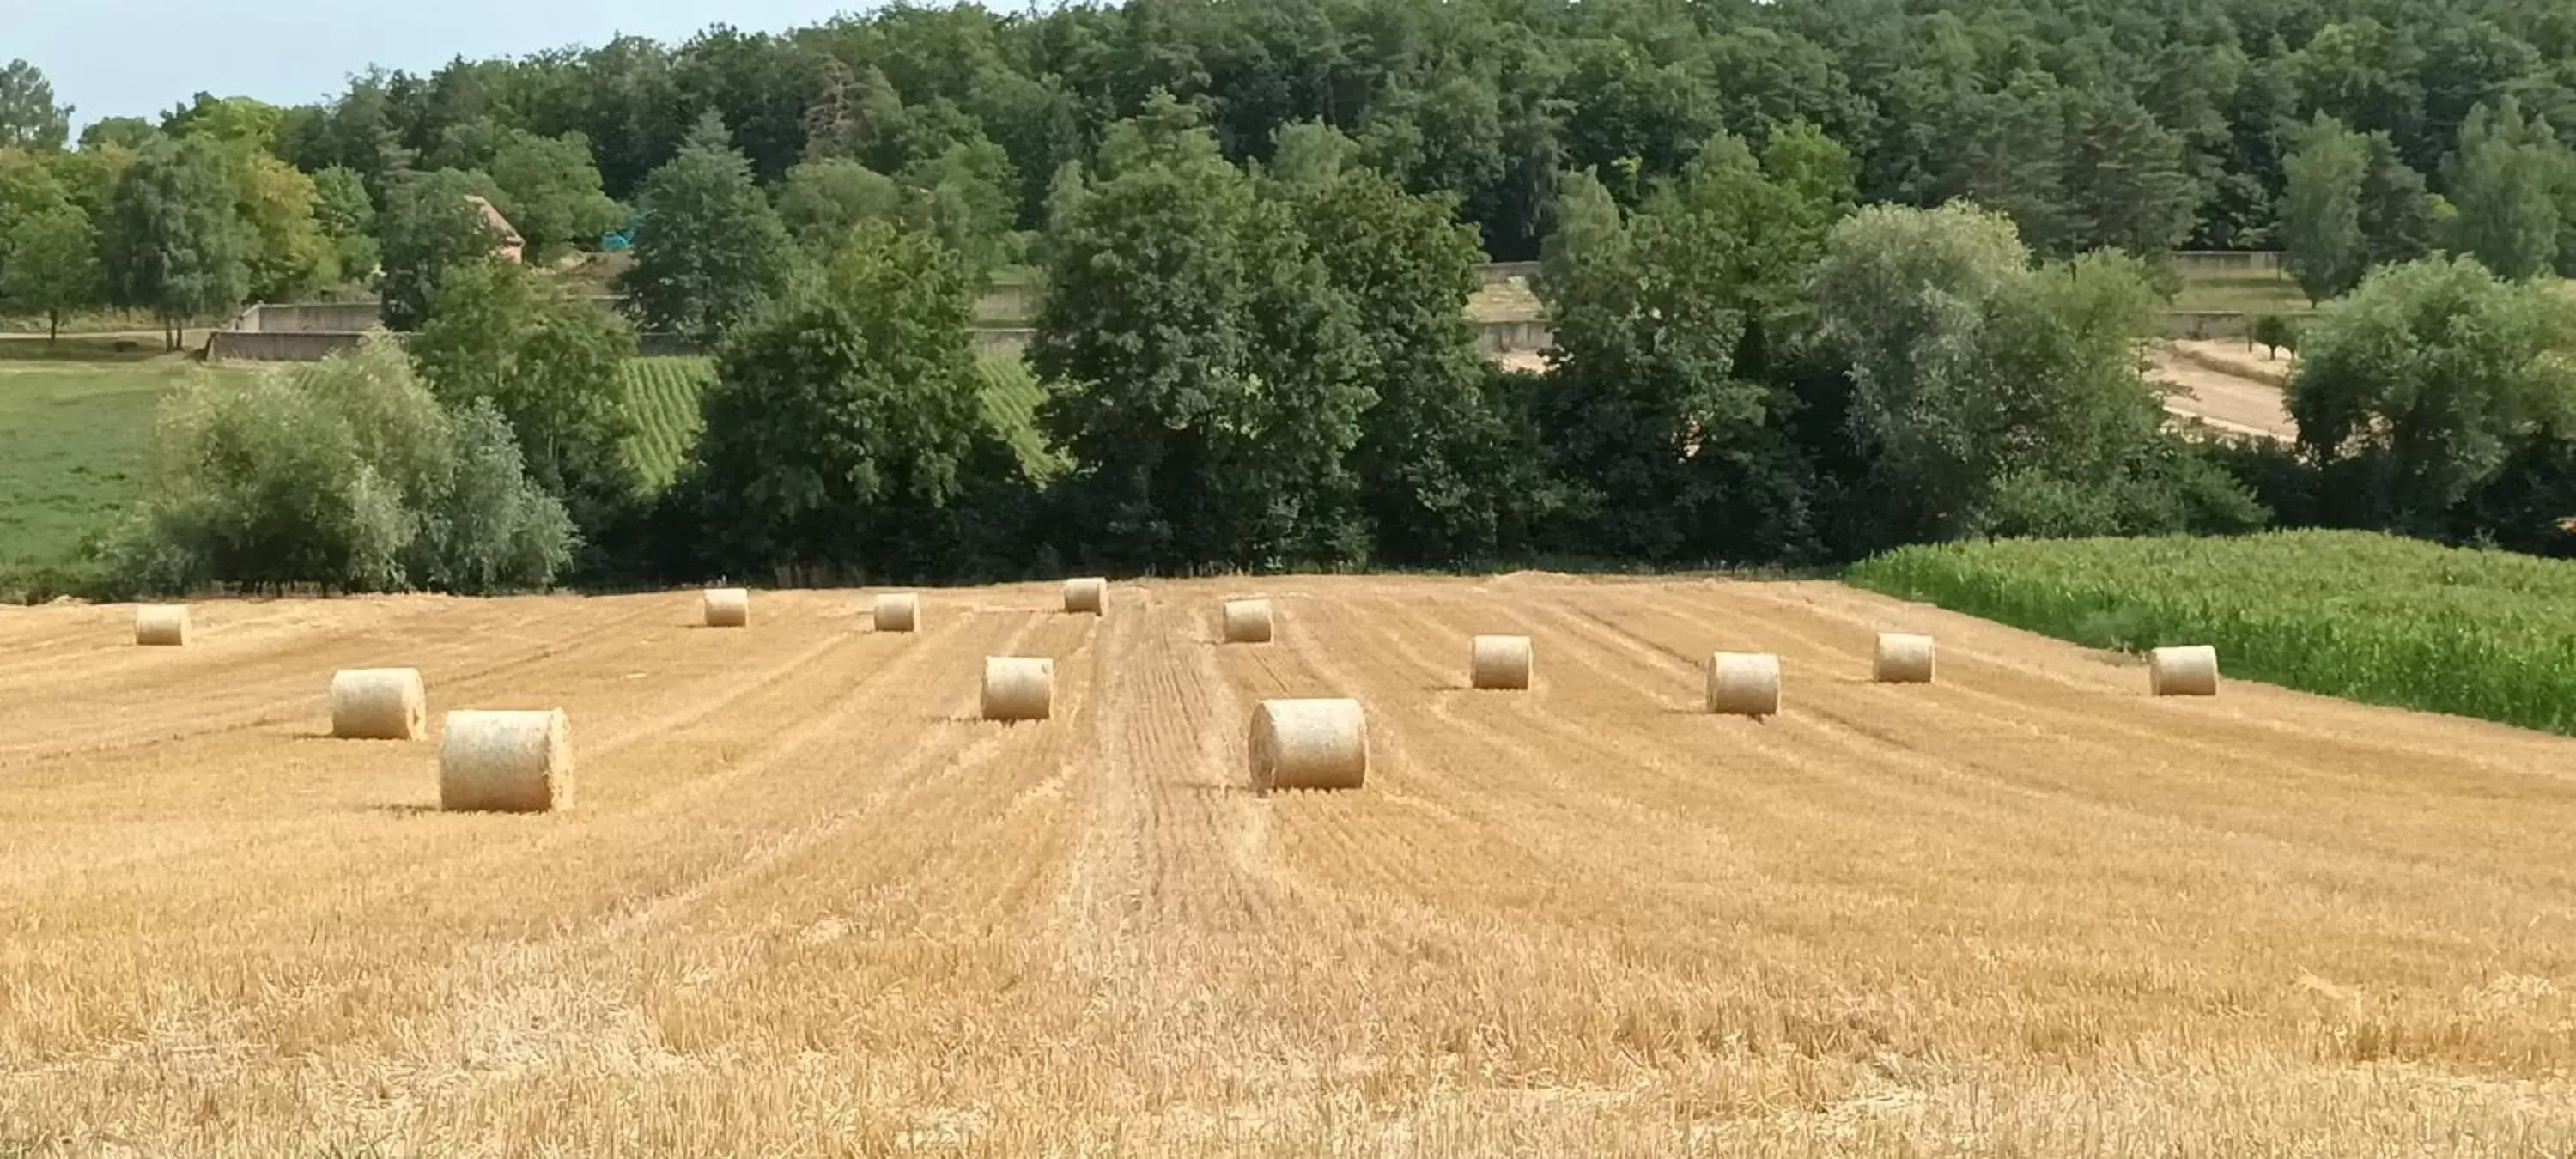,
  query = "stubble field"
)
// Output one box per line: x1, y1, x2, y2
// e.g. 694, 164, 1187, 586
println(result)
3, 575, 2573, 1156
